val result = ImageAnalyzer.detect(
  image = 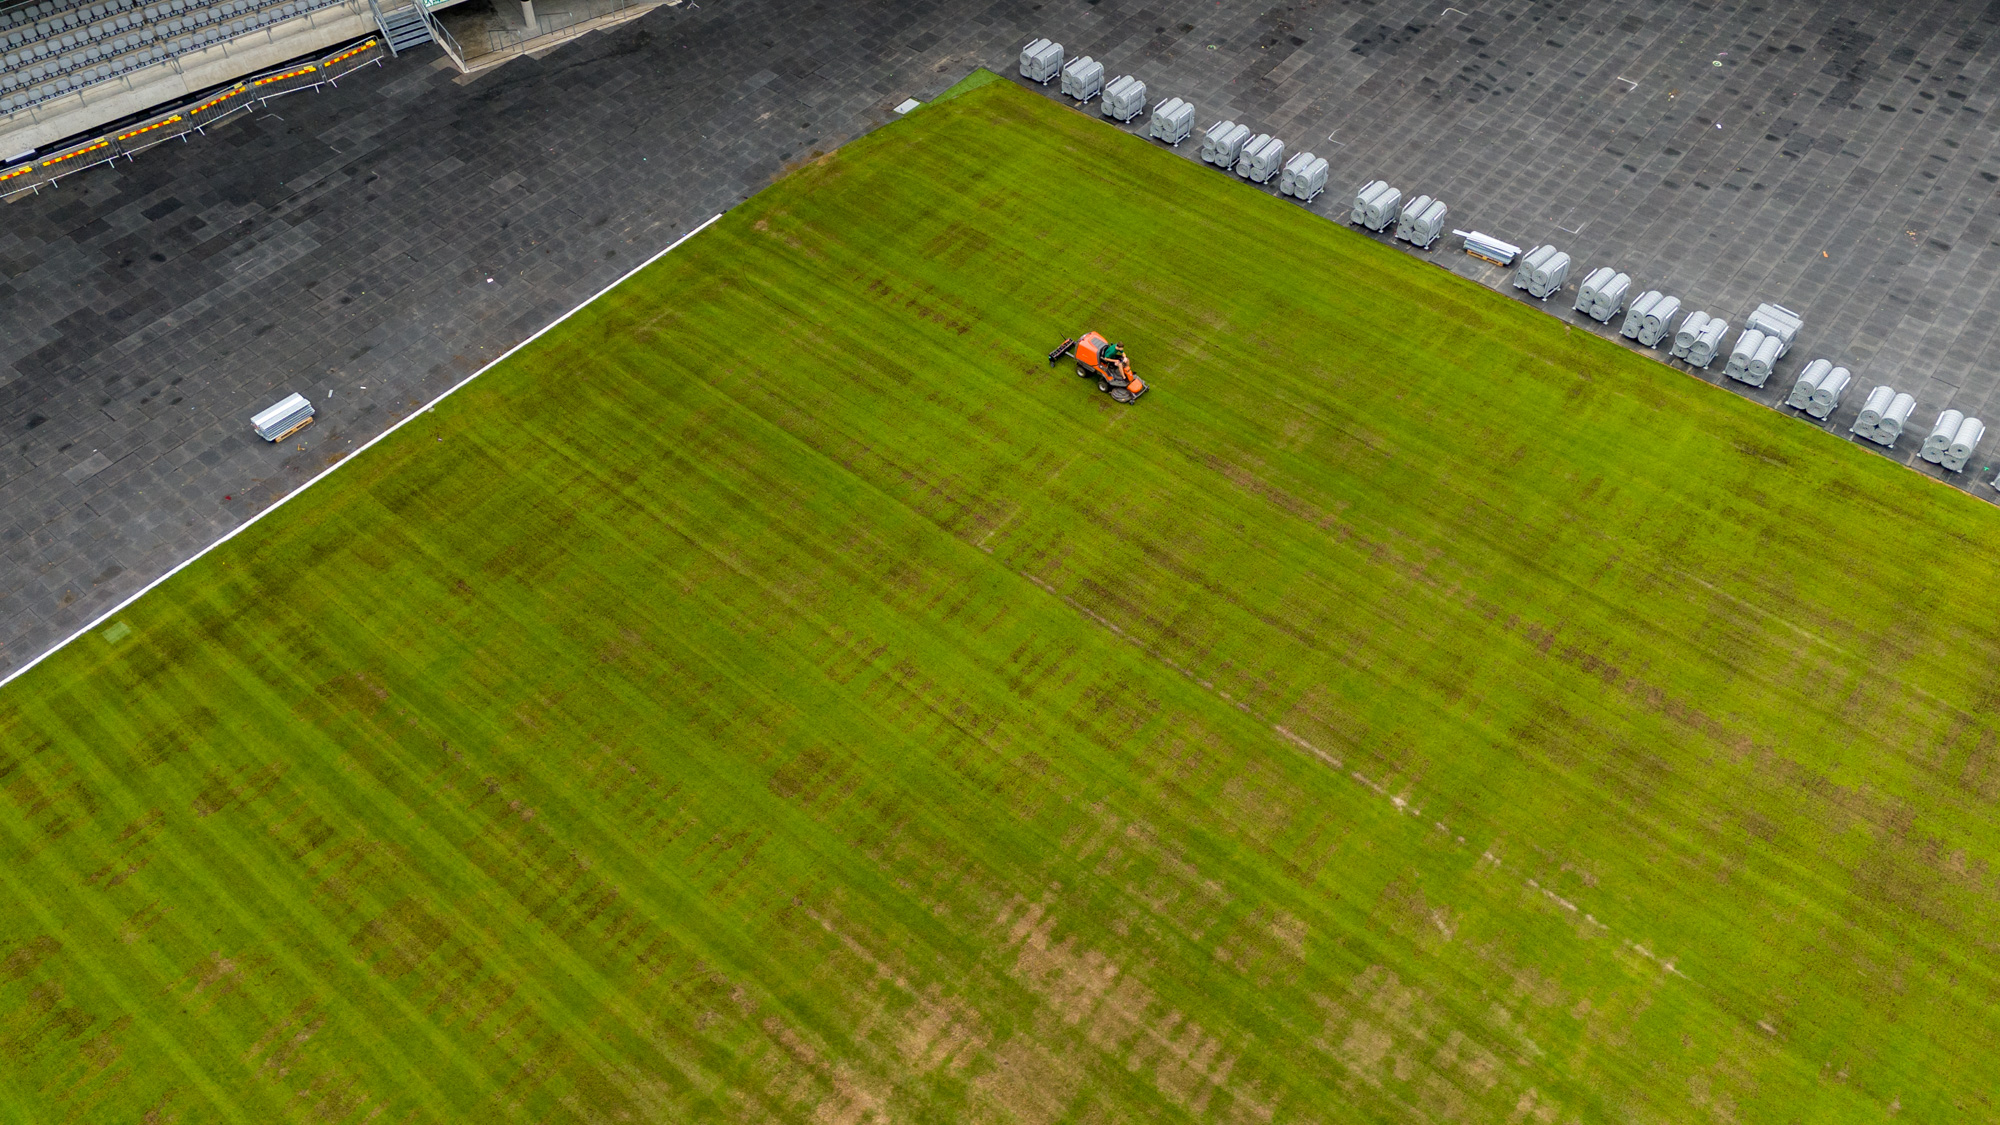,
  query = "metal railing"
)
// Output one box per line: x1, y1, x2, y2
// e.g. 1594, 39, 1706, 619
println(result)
409, 0, 462, 69
472, 0, 645, 59
363, 0, 389, 49
0, 33, 382, 195
0, 0, 366, 132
